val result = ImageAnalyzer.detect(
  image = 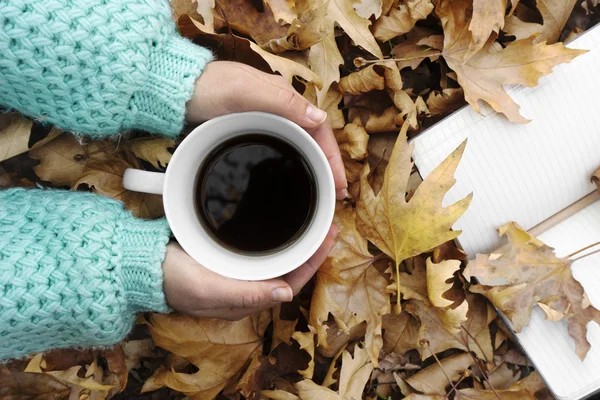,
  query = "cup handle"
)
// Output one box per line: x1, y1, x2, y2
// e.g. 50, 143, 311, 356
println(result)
123, 169, 165, 195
